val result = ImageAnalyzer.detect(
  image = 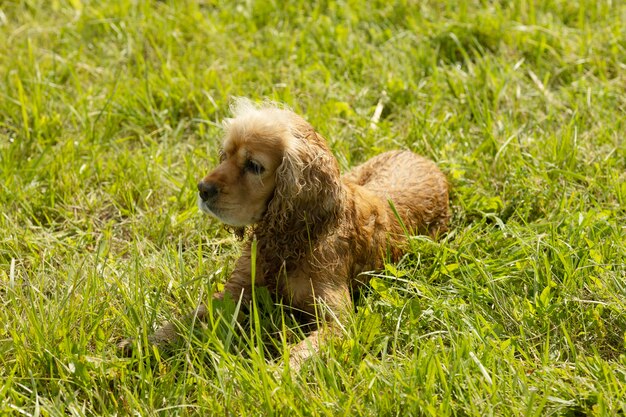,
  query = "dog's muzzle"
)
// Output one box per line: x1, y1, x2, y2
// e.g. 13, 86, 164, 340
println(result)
197, 180, 220, 216
197, 181, 218, 202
